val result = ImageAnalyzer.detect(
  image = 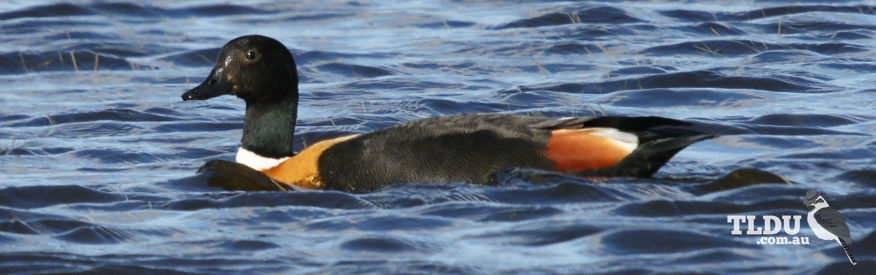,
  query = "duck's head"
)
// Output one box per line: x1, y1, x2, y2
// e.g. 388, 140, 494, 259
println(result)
182, 35, 300, 159
182, 35, 299, 104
